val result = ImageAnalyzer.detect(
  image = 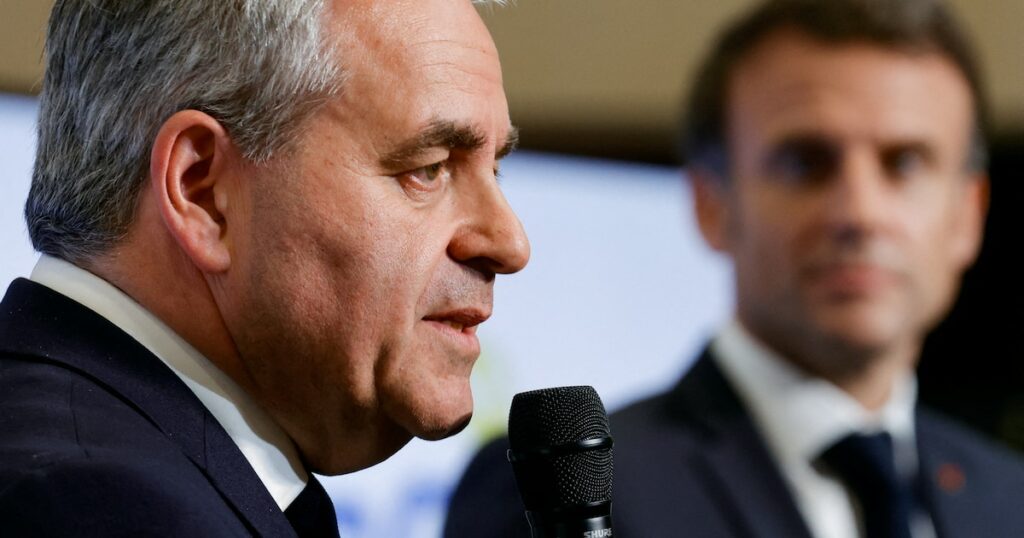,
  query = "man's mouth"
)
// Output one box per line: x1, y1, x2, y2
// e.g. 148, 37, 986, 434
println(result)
422, 308, 490, 334
437, 320, 467, 332
804, 262, 902, 296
